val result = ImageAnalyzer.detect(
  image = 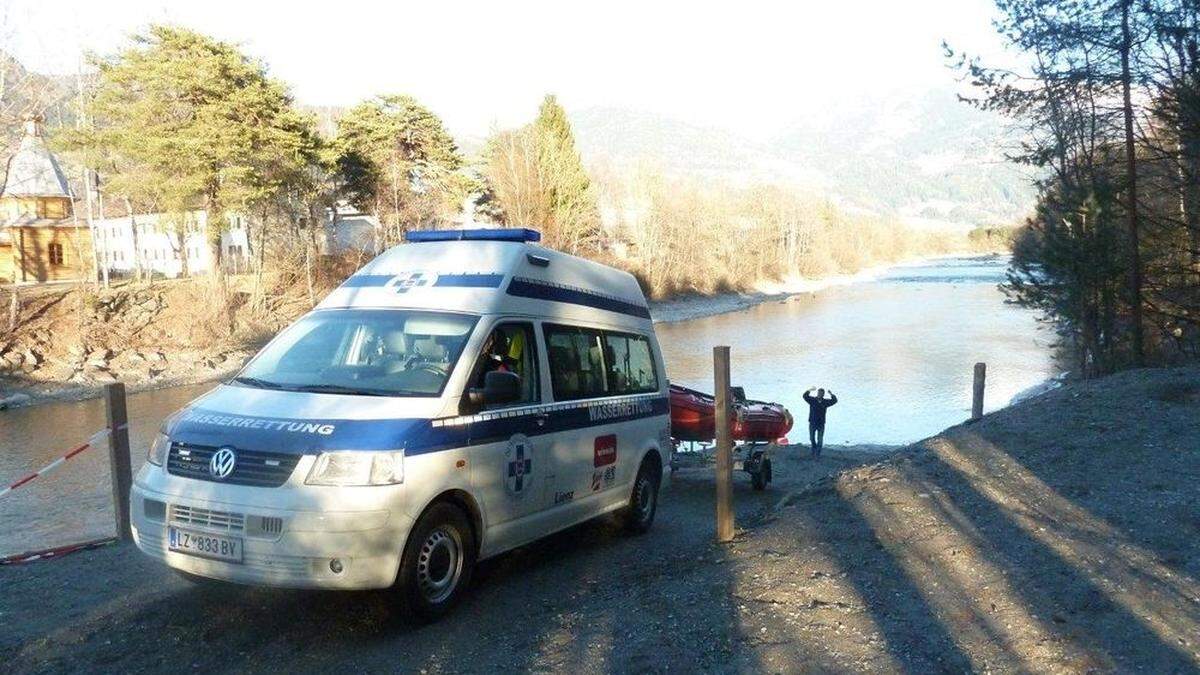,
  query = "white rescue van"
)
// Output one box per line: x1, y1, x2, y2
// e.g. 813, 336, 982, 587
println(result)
130, 229, 671, 619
